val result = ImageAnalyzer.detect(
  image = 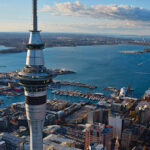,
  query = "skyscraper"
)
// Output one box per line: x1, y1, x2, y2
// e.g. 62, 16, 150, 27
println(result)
84, 123, 113, 150
18, 0, 52, 149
